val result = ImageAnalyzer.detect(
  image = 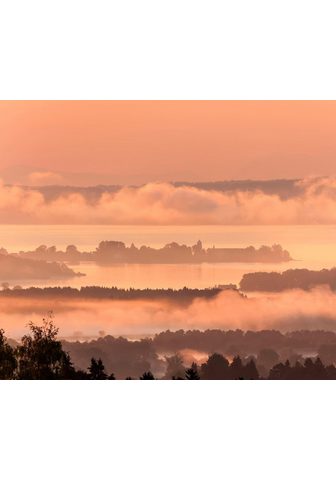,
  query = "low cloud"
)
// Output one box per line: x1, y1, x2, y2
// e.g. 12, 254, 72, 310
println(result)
1, 176, 336, 224
28, 171, 64, 185
2, 287, 336, 339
